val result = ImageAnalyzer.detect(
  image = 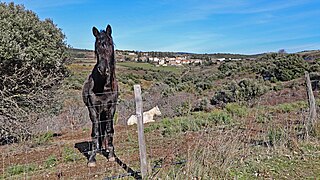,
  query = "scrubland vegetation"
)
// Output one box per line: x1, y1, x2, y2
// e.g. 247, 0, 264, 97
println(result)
1, 2, 319, 179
